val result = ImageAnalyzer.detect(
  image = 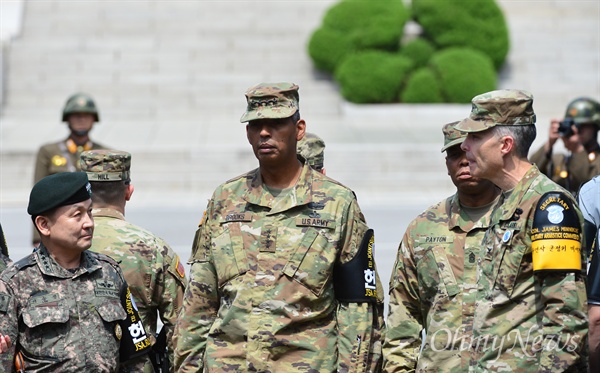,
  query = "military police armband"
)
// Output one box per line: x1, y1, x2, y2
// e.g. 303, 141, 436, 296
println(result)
333, 229, 378, 302
118, 284, 152, 362
531, 192, 582, 273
